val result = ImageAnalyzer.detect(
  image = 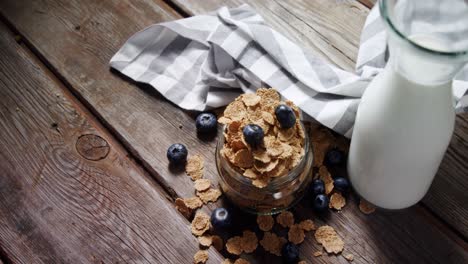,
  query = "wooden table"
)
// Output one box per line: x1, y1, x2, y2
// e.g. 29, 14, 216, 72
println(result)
0, 0, 467, 263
